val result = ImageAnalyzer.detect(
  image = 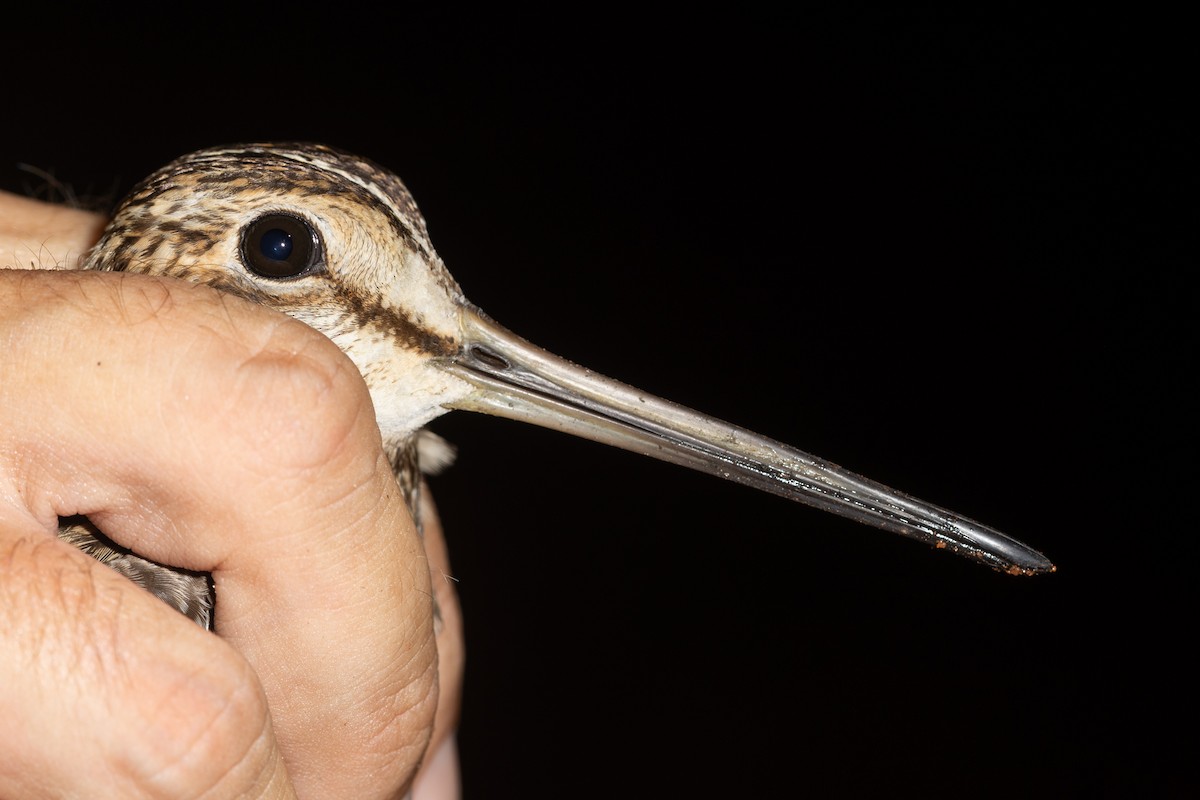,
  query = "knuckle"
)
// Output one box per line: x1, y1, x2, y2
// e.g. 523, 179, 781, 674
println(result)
117, 647, 273, 797
229, 319, 375, 475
